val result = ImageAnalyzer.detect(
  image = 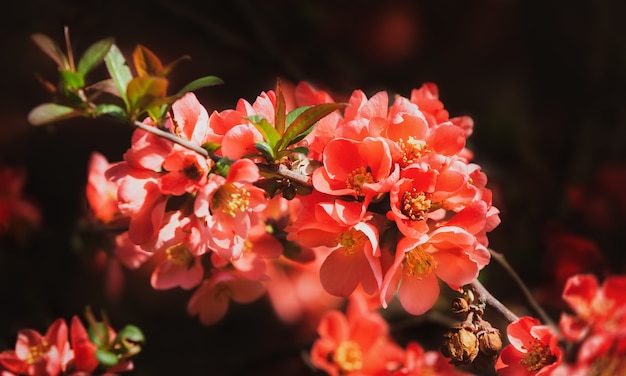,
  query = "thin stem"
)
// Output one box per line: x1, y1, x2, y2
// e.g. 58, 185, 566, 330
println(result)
471, 279, 520, 323
488, 248, 558, 329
